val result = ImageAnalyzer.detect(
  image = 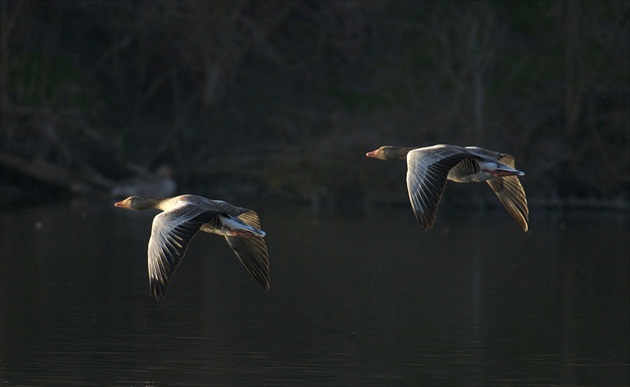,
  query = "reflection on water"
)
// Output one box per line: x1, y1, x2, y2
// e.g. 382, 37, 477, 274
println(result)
1, 200, 629, 385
